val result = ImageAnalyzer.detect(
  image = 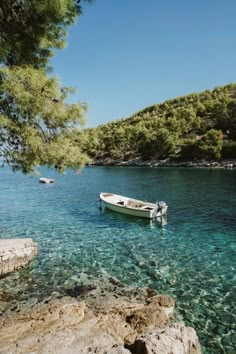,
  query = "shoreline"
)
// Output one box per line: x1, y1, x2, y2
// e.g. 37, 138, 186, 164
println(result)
87, 157, 236, 169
